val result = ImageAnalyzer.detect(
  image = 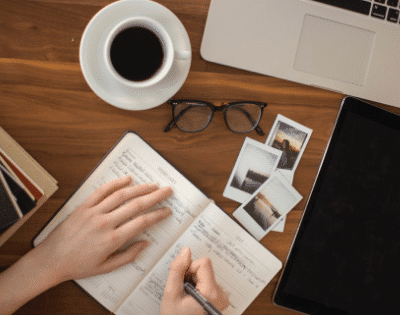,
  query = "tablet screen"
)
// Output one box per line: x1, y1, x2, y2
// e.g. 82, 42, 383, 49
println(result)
274, 97, 400, 315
